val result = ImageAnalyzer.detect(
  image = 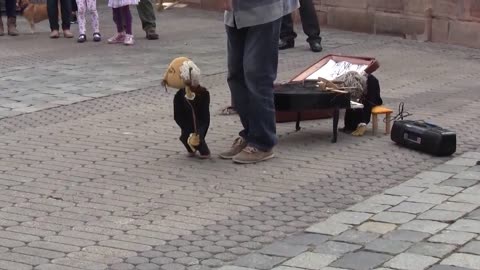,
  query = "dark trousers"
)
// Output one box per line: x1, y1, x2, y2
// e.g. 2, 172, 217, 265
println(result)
137, 0, 156, 31
280, 0, 321, 43
226, 18, 281, 151
72, 0, 77, 12
3, 0, 16, 17
47, 0, 72, 30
